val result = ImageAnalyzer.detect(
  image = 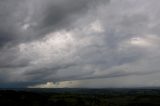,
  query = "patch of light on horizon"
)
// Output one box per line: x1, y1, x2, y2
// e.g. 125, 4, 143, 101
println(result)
28, 81, 80, 88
